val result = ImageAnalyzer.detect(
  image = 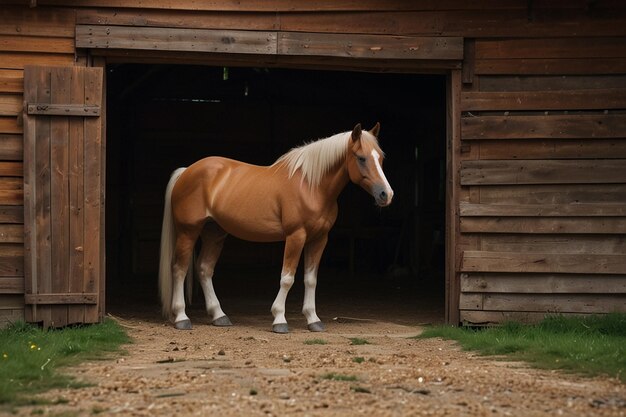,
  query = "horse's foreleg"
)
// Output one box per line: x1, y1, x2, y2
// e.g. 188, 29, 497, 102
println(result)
198, 224, 231, 326
271, 230, 306, 333
303, 235, 328, 332
172, 233, 196, 330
